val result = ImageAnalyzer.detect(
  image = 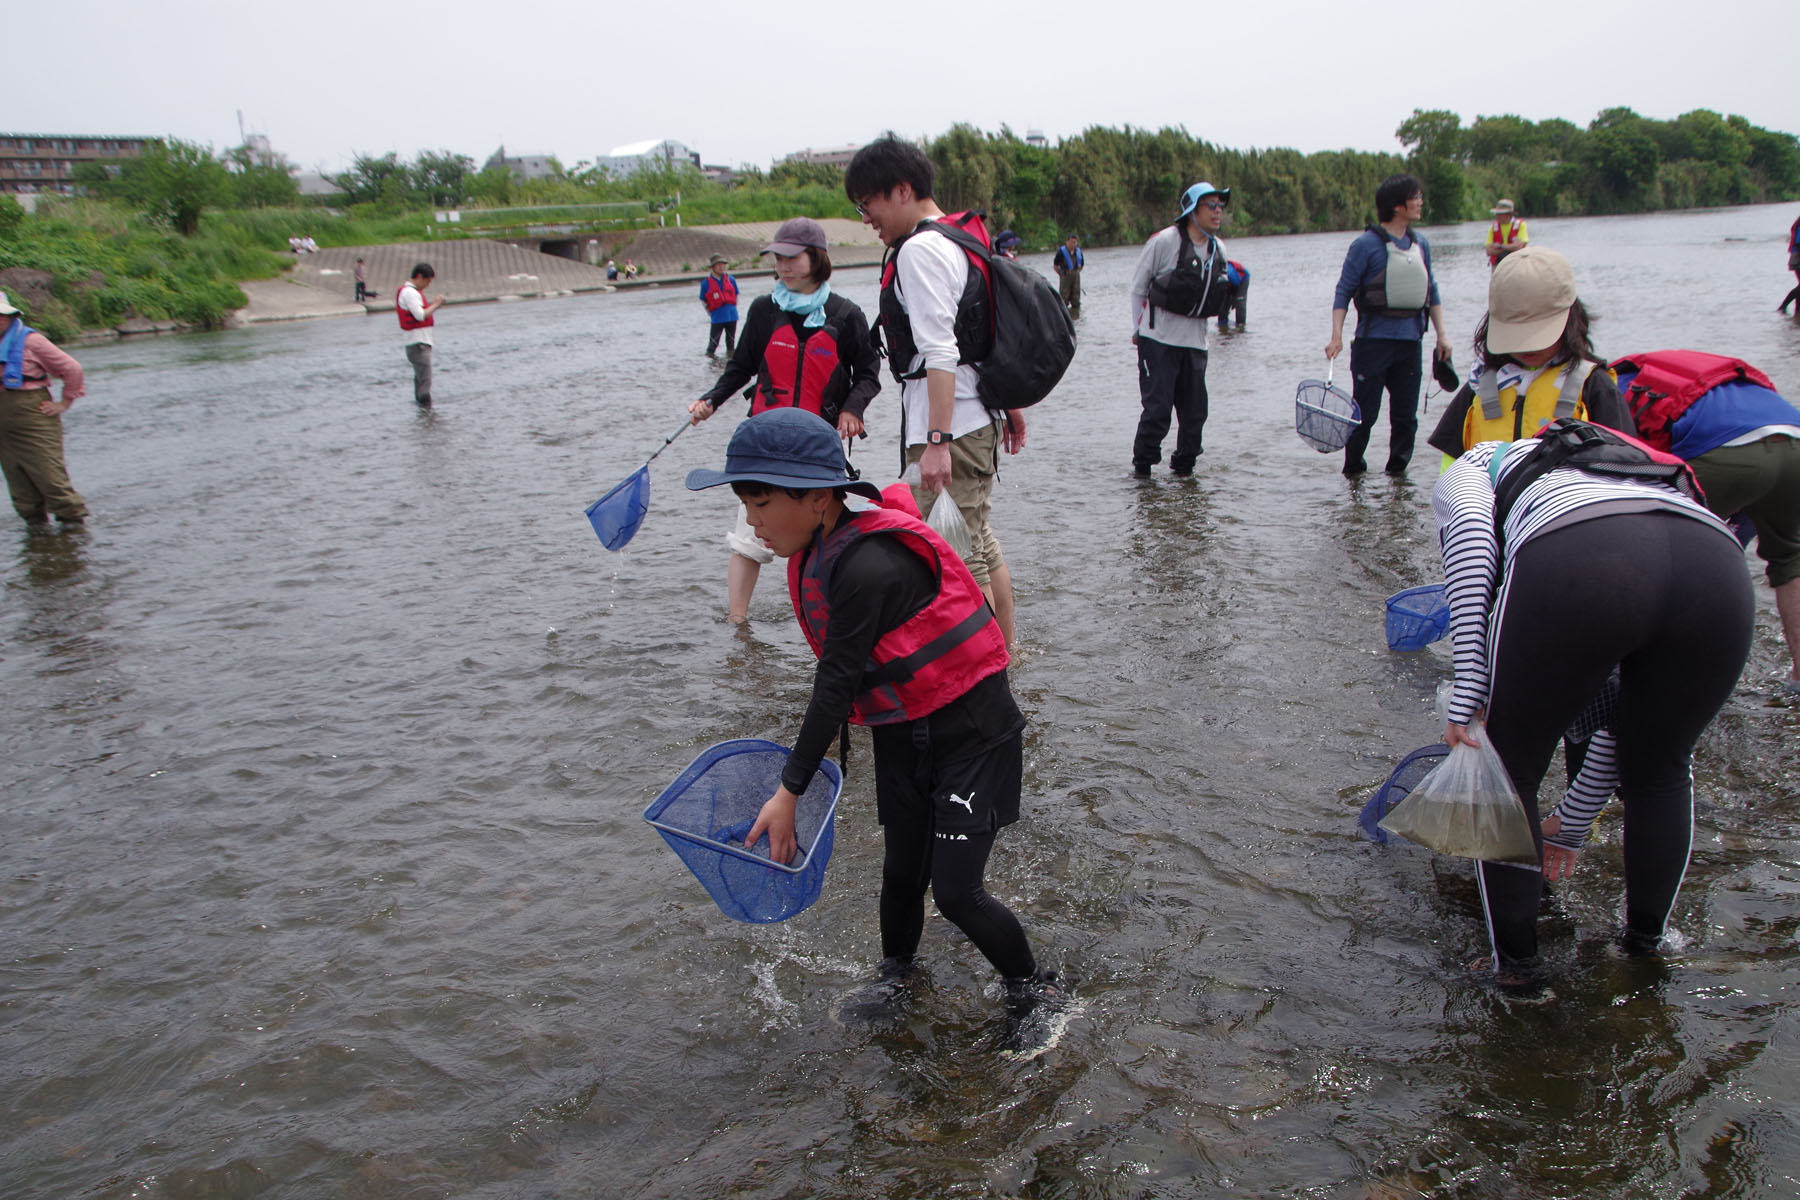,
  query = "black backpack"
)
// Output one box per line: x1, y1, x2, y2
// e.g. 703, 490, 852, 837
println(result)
921, 215, 1077, 410
1490, 418, 1704, 551
1146, 225, 1231, 321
